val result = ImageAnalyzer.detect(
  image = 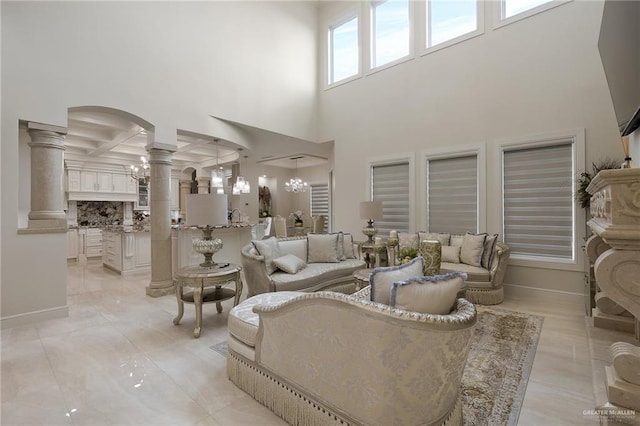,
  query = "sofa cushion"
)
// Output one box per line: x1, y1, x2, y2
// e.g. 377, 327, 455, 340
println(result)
228, 292, 304, 347
342, 233, 356, 259
460, 233, 486, 267
390, 272, 466, 314
270, 259, 365, 292
278, 238, 308, 261
252, 237, 282, 275
482, 234, 499, 269
442, 245, 461, 263
272, 254, 307, 274
307, 233, 340, 263
418, 232, 450, 246
370, 256, 424, 305
440, 262, 491, 282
